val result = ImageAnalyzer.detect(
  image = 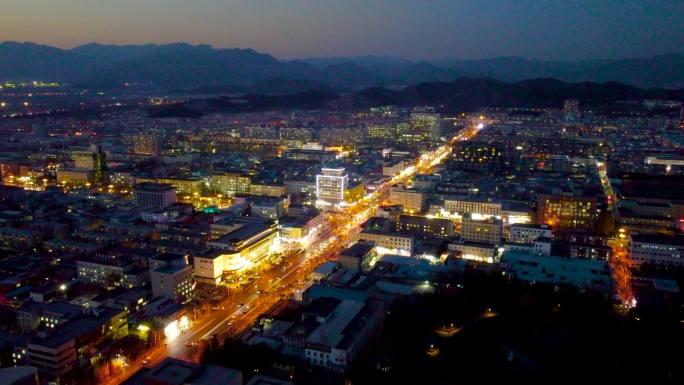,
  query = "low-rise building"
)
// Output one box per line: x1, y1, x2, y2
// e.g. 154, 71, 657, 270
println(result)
509, 223, 552, 243
338, 242, 375, 272
461, 214, 503, 245
389, 186, 425, 214
501, 250, 612, 291
629, 234, 684, 266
